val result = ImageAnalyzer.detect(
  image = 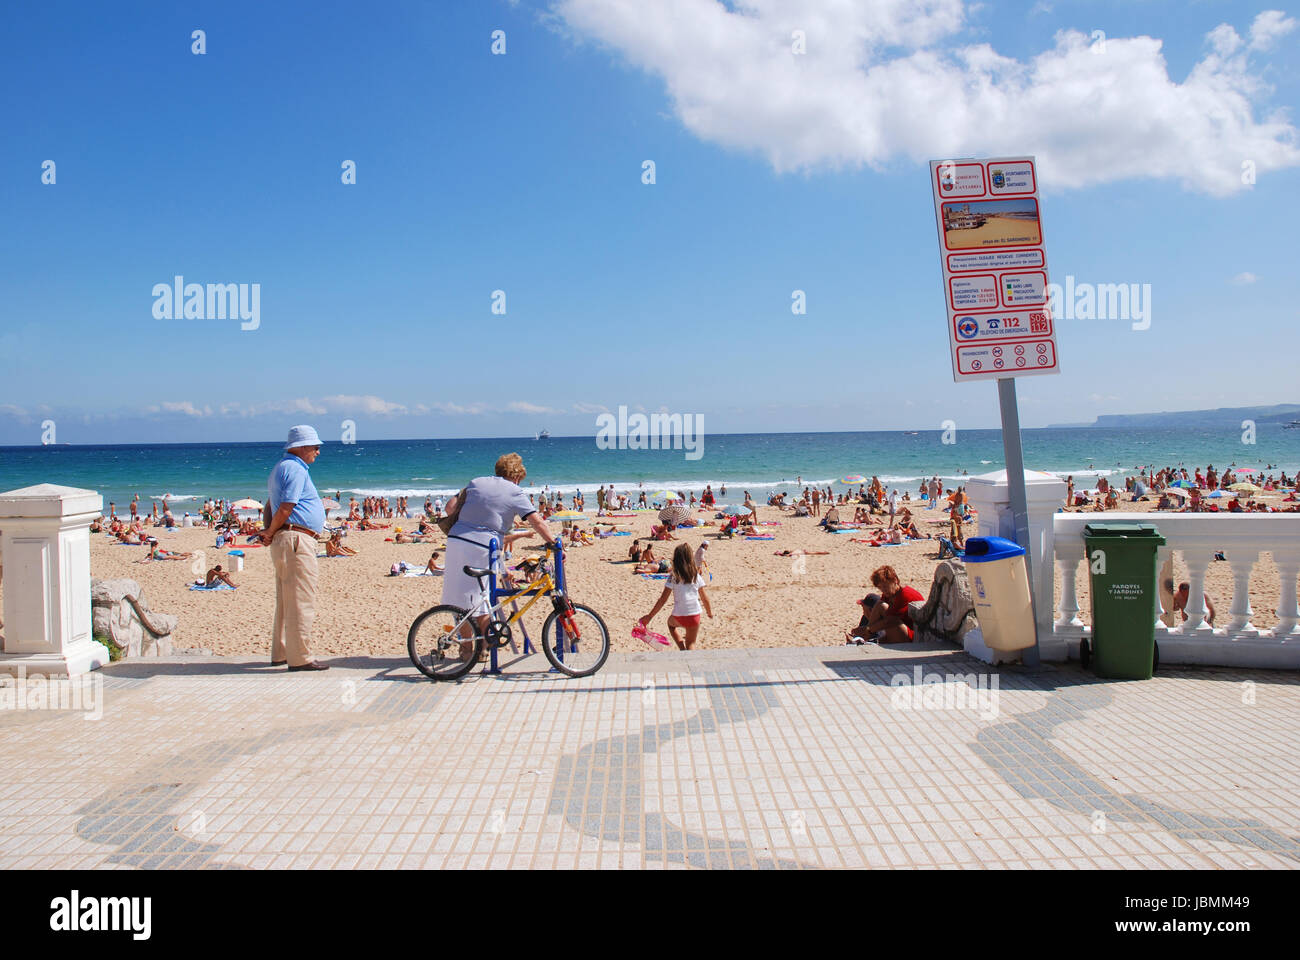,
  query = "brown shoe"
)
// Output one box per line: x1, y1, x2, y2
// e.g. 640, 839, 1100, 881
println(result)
271, 660, 287, 666
288, 661, 330, 672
